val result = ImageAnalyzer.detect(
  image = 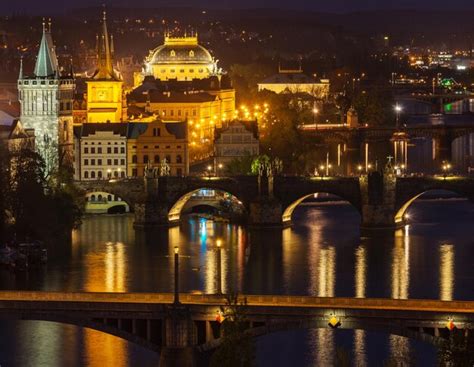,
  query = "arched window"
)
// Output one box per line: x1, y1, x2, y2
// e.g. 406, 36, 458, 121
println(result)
114, 171, 119, 178
143, 155, 149, 164
107, 195, 112, 201
154, 155, 160, 163
189, 50, 194, 57
132, 155, 137, 164
84, 171, 89, 179
176, 154, 182, 164
98, 194, 103, 202
170, 50, 176, 57
98, 171, 103, 179
90, 194, 96, 202
166, 155, 171, 163
91, 171, 96, 179
121, 171, 125, 178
